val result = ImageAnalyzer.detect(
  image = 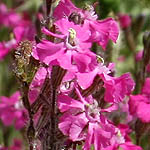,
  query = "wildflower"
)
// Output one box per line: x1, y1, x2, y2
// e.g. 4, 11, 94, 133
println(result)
0, 3, 21, 28
86, 18, 119, 49
129, 78, 150, 123
106, 124, 142, 150
0, 40, 16, 60
34, 18, 96, 72
0, 4, 35, 60
0, 92, 26, 129
58, 87, 118, 150
53, 0, 119, 49
103, 73, 135, 103
76, 63, 134, 103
